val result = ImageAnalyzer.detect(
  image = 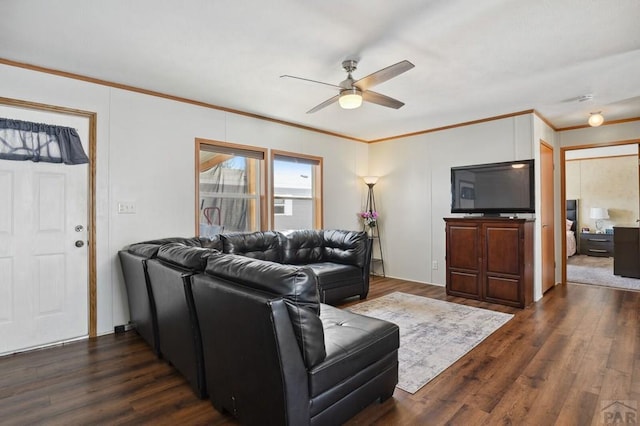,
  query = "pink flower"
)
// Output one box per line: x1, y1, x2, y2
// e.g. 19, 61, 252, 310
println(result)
358, 211, 379, 227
